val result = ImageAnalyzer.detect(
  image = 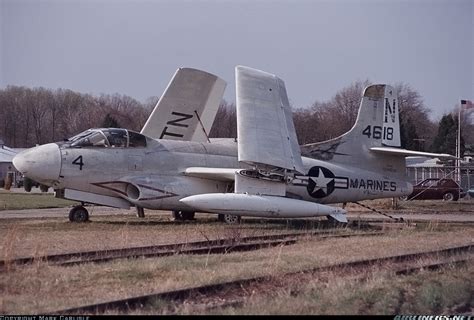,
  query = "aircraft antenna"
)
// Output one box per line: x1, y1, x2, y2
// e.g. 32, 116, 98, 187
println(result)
193, 110, 211, 143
